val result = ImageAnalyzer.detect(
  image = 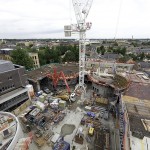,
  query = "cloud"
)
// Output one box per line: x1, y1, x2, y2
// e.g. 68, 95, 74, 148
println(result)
0, 0, 150, 38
